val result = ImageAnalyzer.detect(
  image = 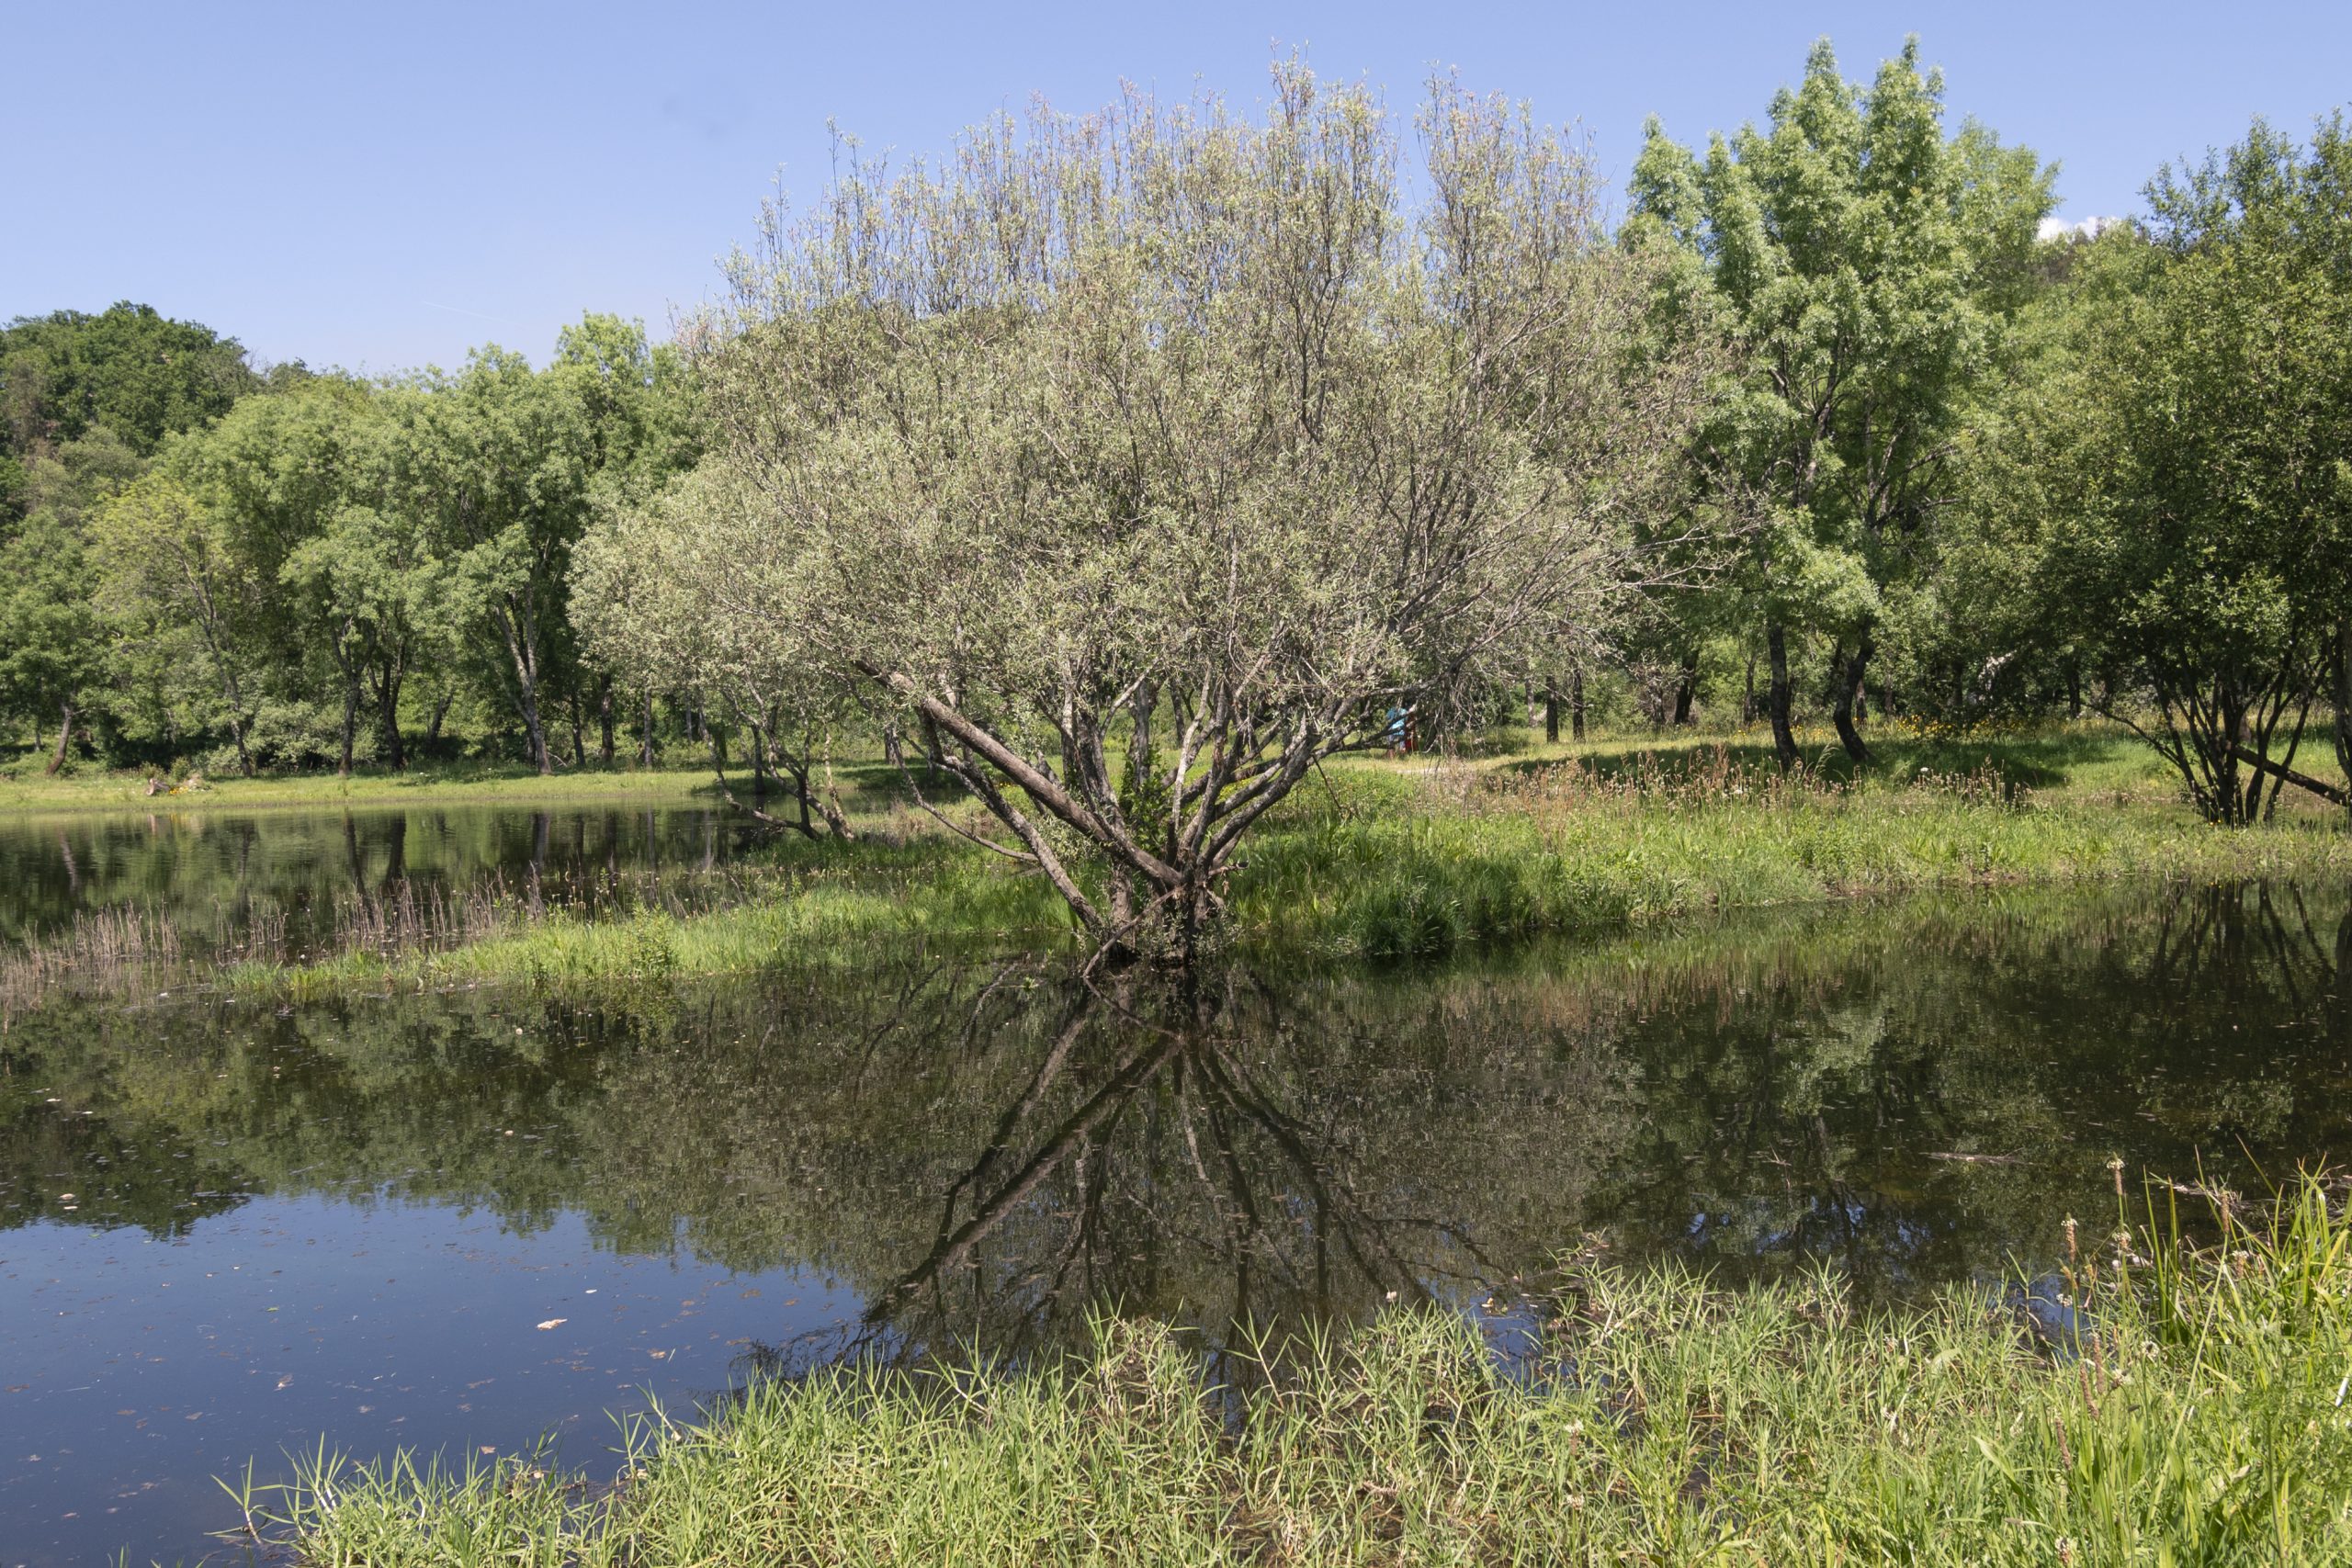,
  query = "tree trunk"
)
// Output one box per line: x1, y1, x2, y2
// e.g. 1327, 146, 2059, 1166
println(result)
1832, 632, 1873, 764
1766, 622, 1799, 772
748, 719, 773, 795
2231, 743, 2347, 808
1743, 652, 1757, 723
2334, 619, 2351, 823
639, 691, 656, 768
1671, 651, 1698, 727
229, 720, 254, 776
423, 691, 452, 751
338, 666, 359, 777
493, 605, 552, 775
1569, 670, 1587, 741
567, 688, 586, 770
209, 648, 255, 776
508, 668, 550, 773
1544, 681, 1560, 745
520, 686, 550, 773
374, 660, 406, 773
46, 699, 74, 774
597, 675, 615, 766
